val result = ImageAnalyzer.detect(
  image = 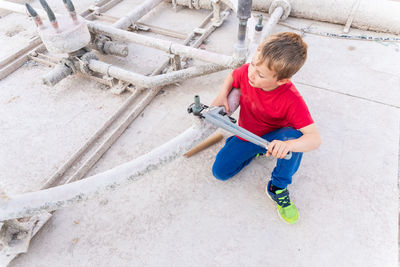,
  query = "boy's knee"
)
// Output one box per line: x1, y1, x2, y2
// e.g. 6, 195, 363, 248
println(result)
277, 127, 303, 141
212, 162, 232, 181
